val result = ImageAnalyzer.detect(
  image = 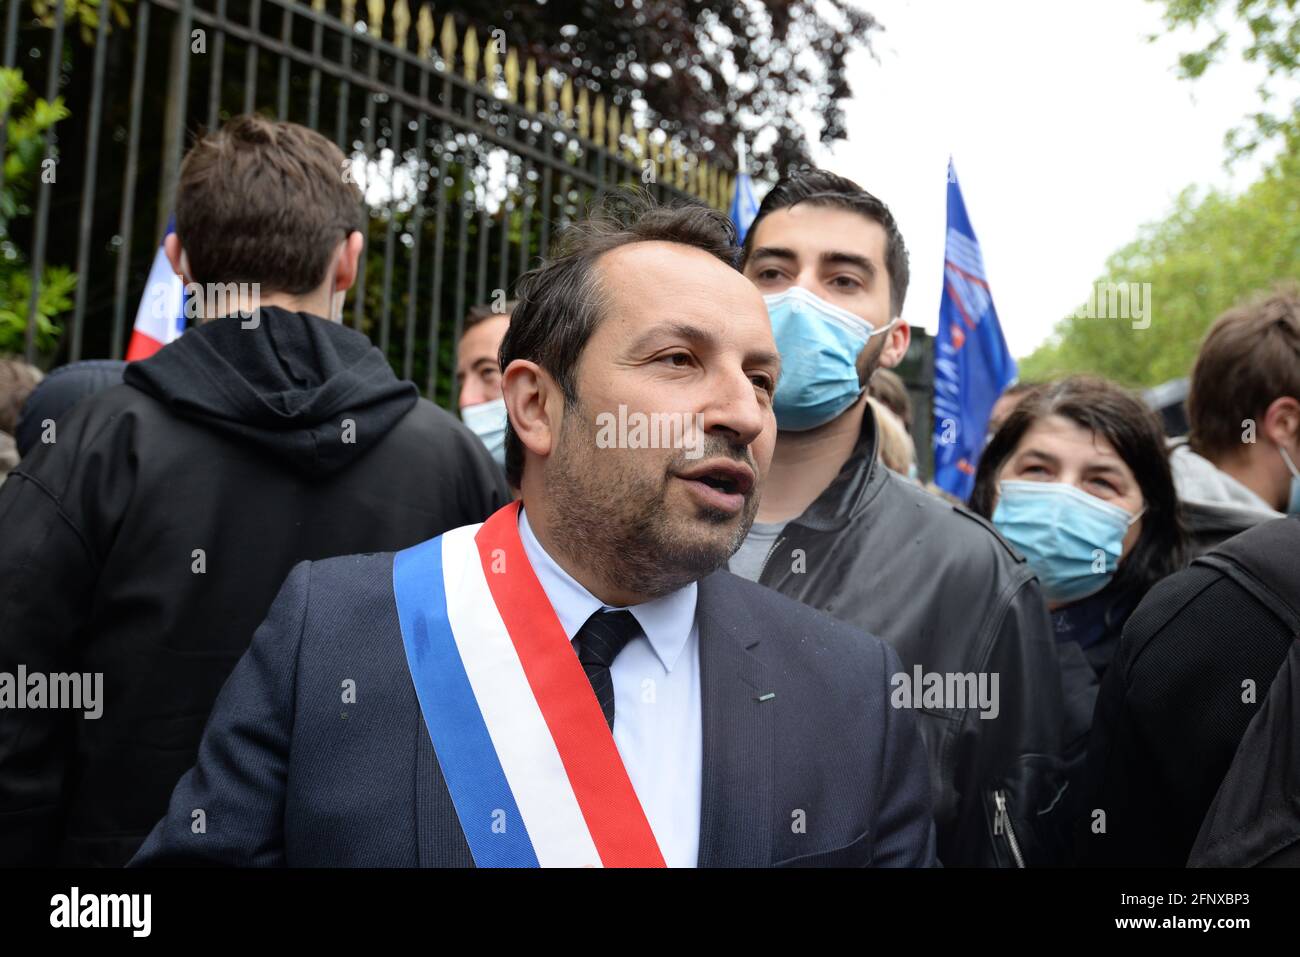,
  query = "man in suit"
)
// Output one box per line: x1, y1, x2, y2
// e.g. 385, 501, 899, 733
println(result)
132, 193, 937, 868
